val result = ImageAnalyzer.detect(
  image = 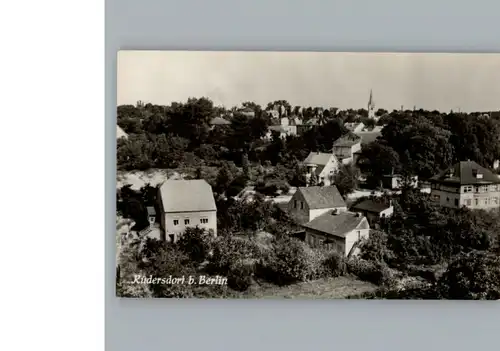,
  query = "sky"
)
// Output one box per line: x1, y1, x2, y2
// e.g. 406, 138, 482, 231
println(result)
117, 51, 500, 113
